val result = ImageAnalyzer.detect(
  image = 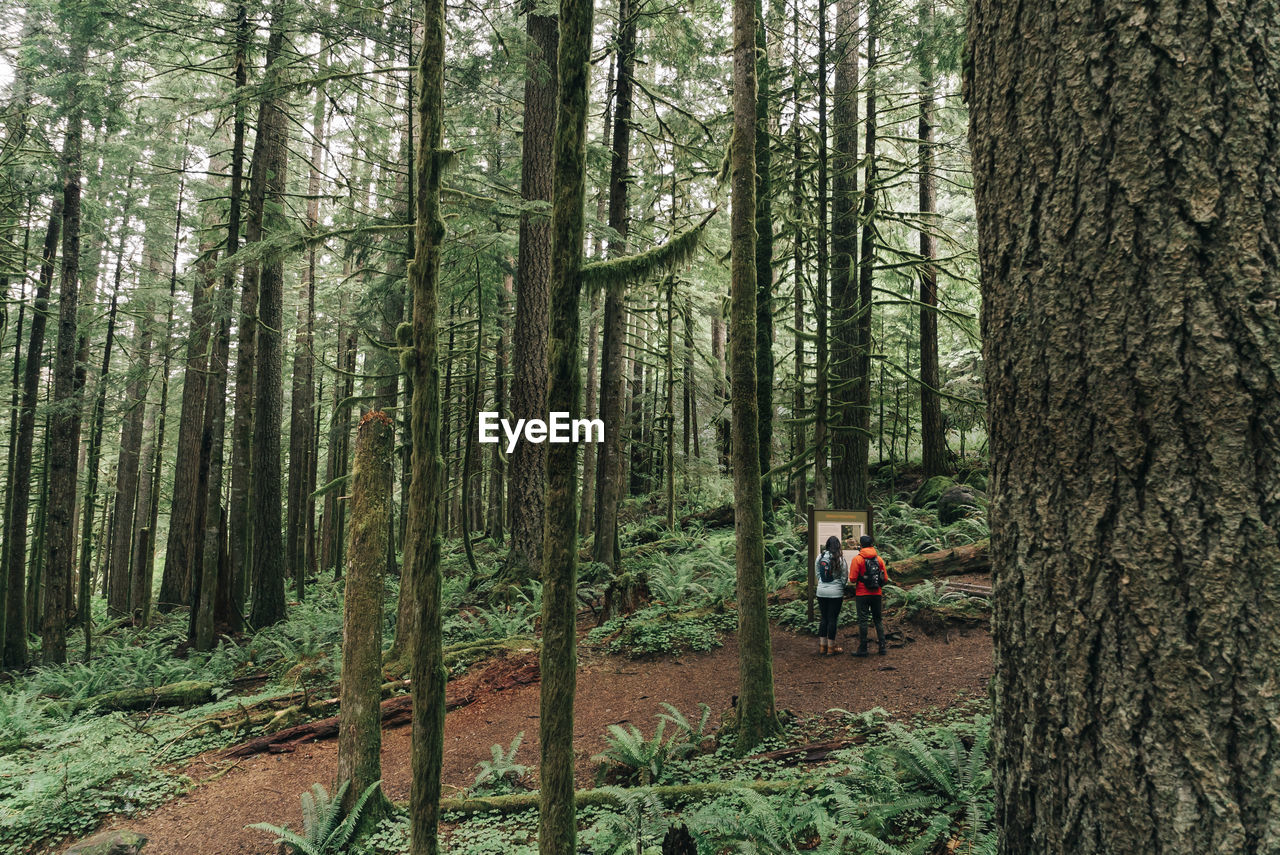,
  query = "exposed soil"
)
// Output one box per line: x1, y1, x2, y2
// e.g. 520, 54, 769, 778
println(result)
69, 620, 991, 855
